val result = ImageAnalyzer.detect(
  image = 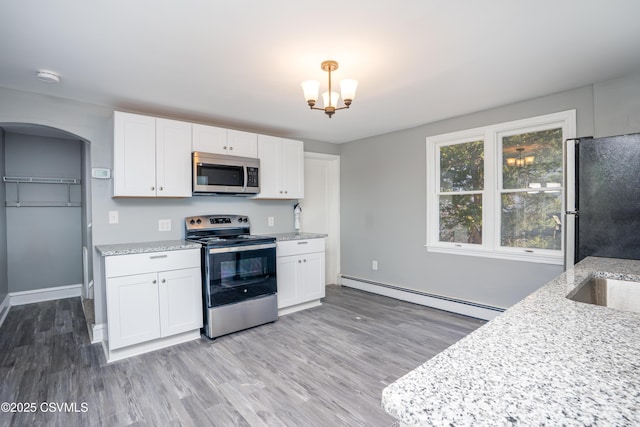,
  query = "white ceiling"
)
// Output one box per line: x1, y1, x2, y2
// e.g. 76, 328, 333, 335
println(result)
1, 1, 640, 144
